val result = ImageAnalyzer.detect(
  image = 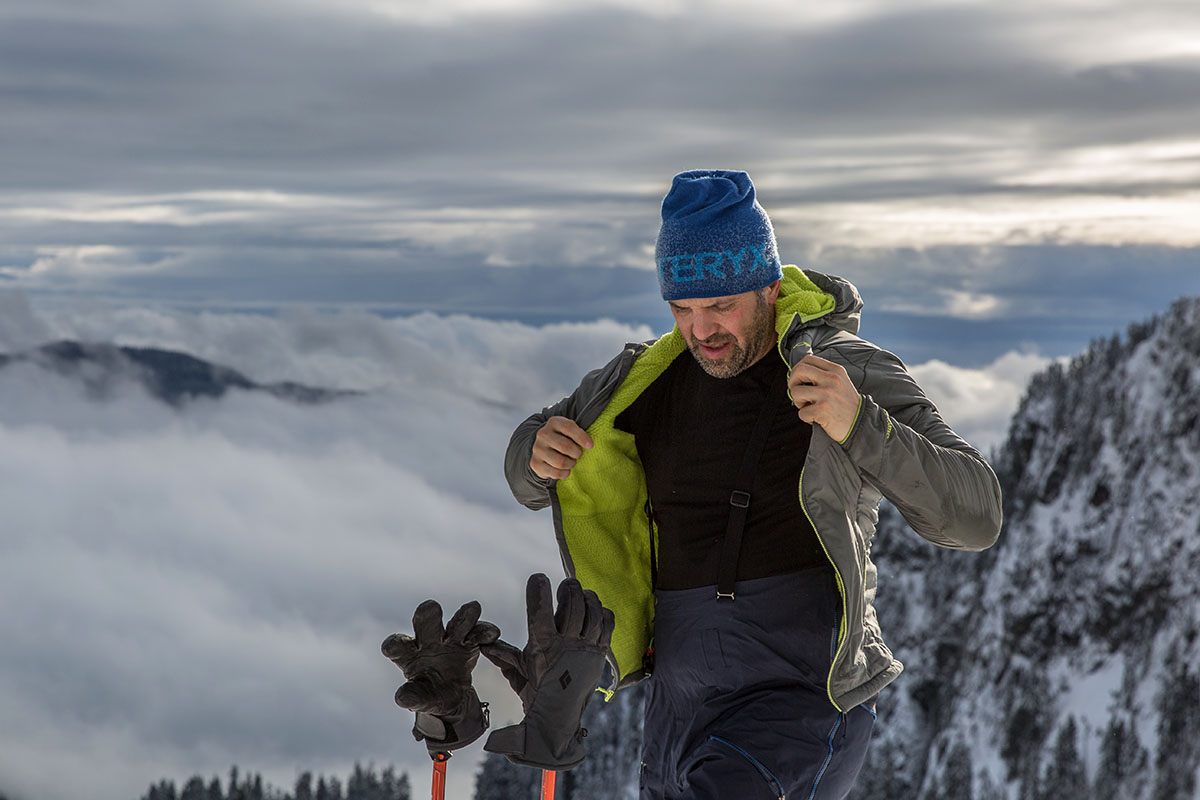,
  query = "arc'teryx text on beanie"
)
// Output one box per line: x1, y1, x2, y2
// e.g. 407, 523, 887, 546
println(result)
655, 169, 783, 301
